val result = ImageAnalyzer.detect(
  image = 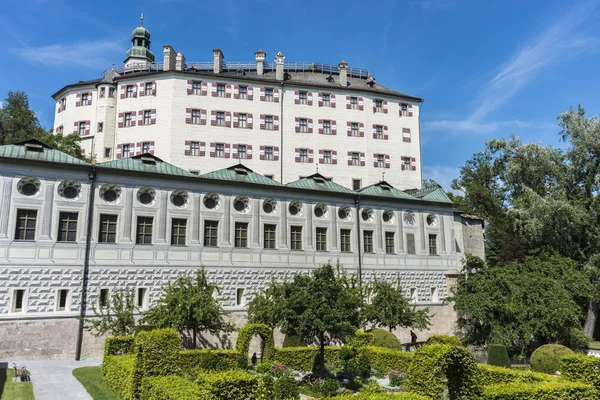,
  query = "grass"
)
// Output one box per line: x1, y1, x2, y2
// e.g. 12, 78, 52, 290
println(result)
73, 366, 120, 400
0, 368, 34, 400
